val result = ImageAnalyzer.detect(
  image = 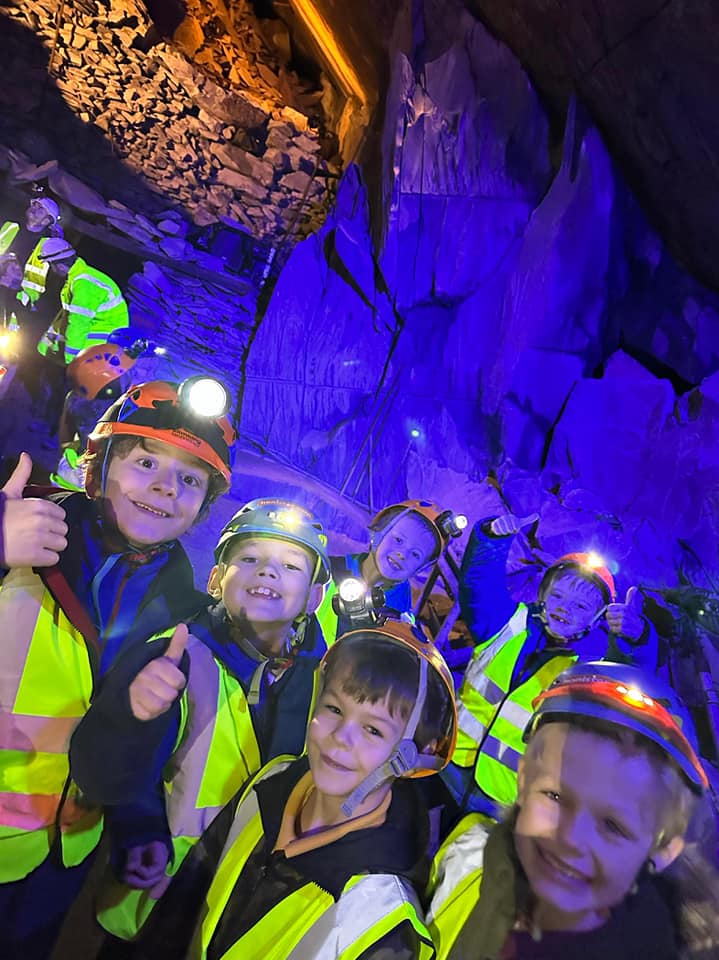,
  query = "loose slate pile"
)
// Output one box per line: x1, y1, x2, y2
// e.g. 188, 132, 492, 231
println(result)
0, 0, 337, 245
